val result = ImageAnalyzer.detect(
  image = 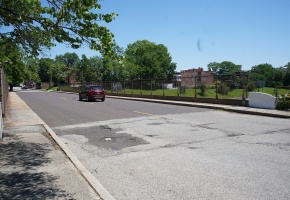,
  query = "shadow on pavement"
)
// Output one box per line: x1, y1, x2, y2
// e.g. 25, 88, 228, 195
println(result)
0, 135, 75, 199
